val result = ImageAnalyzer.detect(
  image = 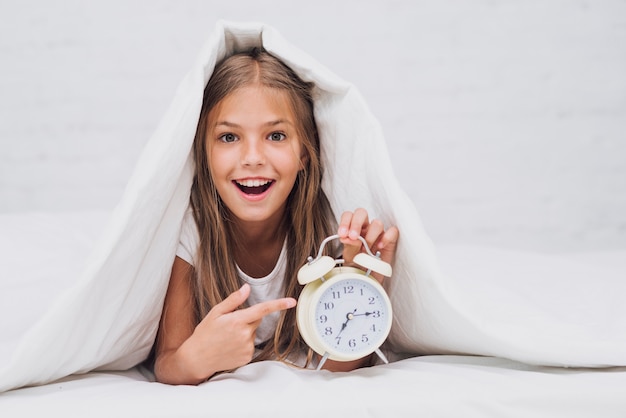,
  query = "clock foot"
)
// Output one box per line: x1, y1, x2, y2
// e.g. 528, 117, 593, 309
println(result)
375, 348, 389, 364
316, 352, 330, 370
